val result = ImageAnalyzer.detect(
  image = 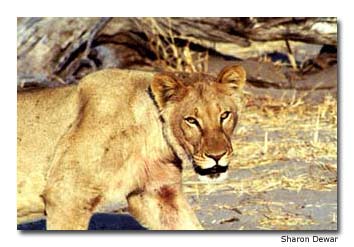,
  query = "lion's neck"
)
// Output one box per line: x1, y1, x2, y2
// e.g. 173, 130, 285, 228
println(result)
146, 86, 192, 169
162, 121, 193, 169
